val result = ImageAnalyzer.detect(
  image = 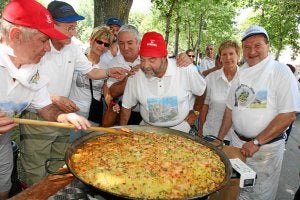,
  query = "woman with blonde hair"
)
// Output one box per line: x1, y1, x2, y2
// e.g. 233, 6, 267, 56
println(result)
199, 40, 241, 144
69, 26, 114, 141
